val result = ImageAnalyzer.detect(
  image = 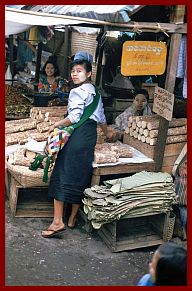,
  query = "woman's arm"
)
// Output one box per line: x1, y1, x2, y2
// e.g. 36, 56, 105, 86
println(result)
99, 123, 114, 140
49, 117, 72, 133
